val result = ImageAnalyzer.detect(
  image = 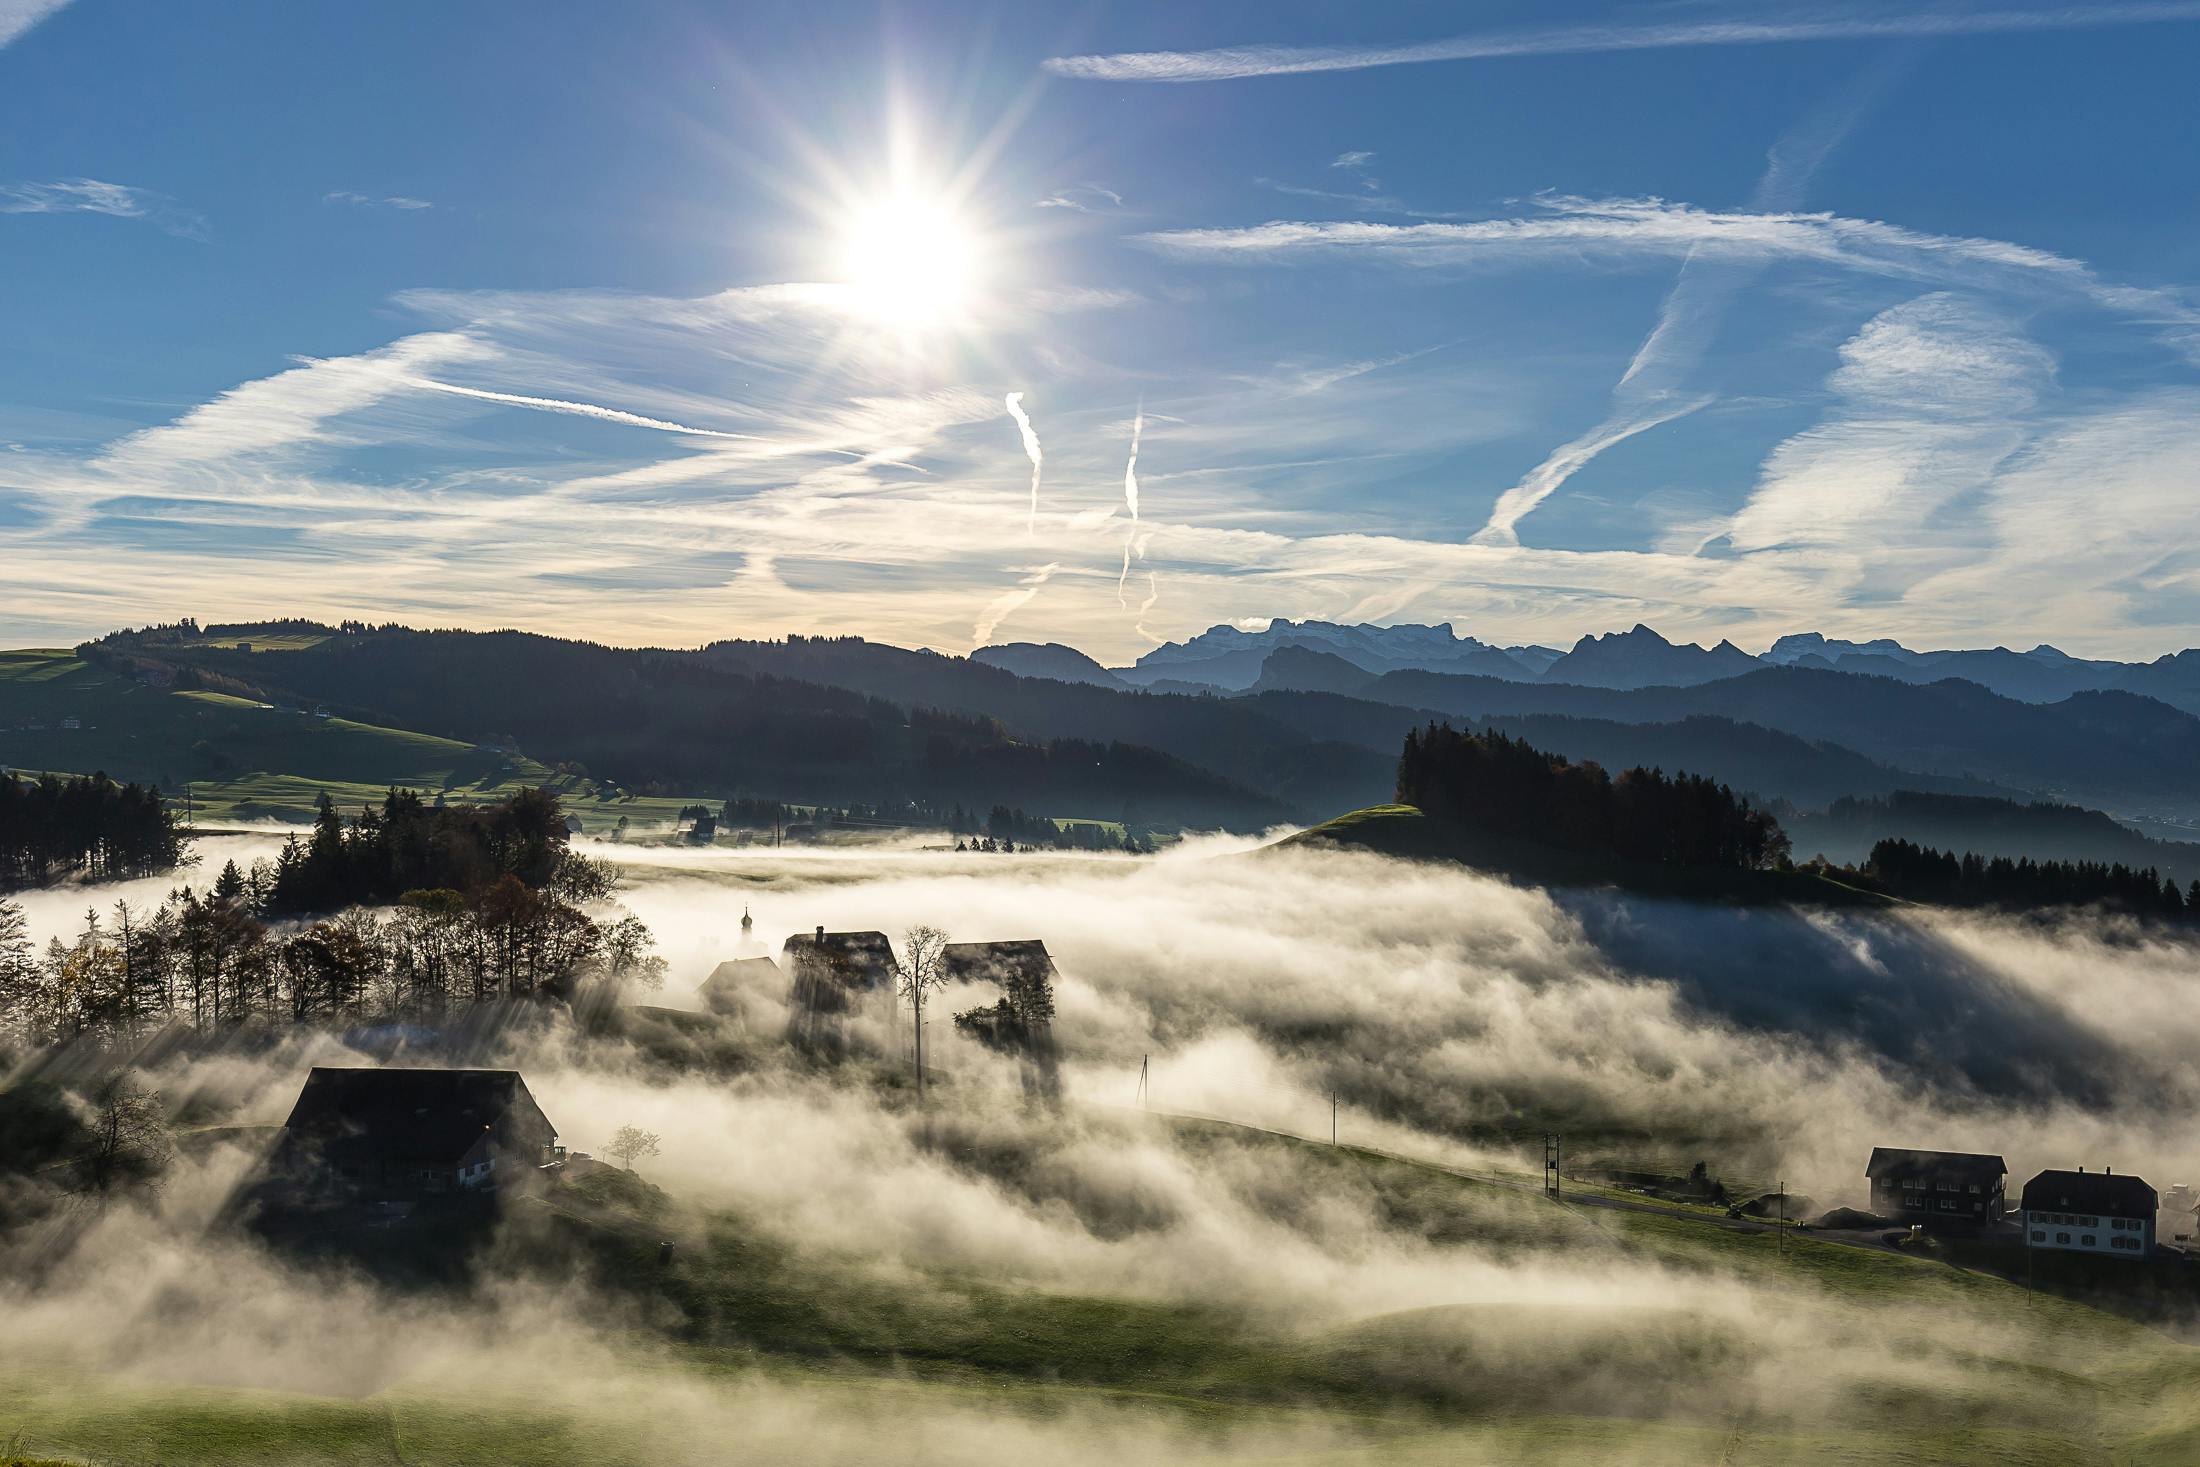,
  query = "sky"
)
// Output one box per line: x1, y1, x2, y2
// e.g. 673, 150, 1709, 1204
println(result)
4, 0, 2200, 663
